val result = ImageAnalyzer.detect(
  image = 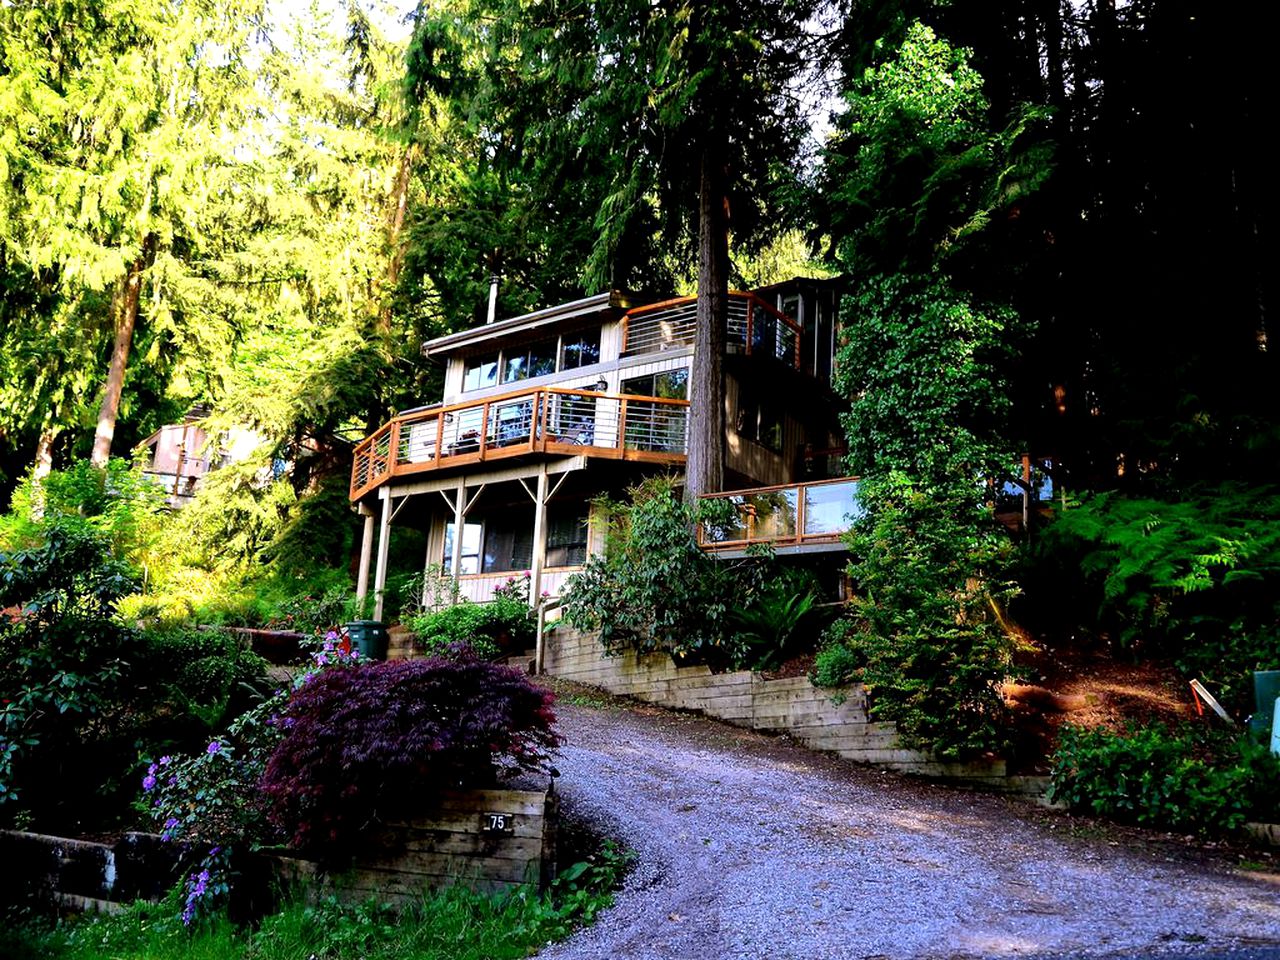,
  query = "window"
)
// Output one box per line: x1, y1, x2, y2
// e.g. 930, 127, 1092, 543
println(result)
546, 506, 589, 567
443, 521, 482, 574
737, 387, 783, 452
461, 328, 604, 393
621, 368, 688, 400
463, 354, 499, 392
503, 339, 557, 383
483, 511, 534, 573
443, 512, 535, 574
561, 330, 601, 370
